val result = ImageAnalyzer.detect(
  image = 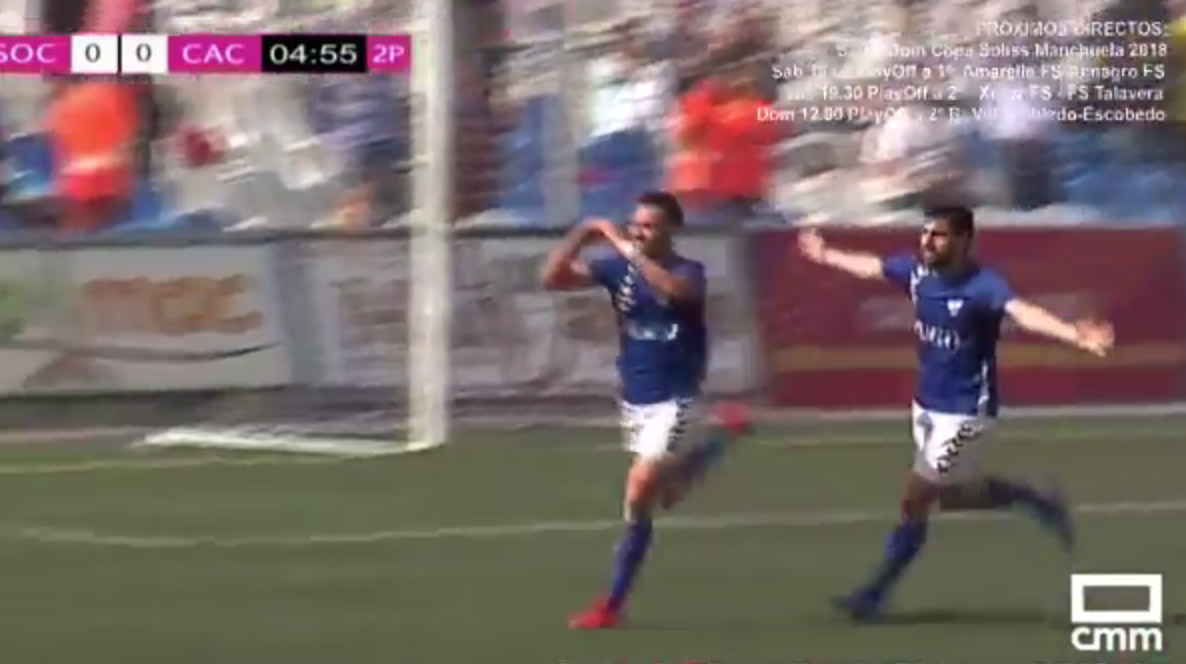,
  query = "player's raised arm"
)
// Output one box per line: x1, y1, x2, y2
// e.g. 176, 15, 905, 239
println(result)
798, 229, 887, 280
540, 222, 602, 291
591, 217, 702, 304
1003, 298, 1115, 357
